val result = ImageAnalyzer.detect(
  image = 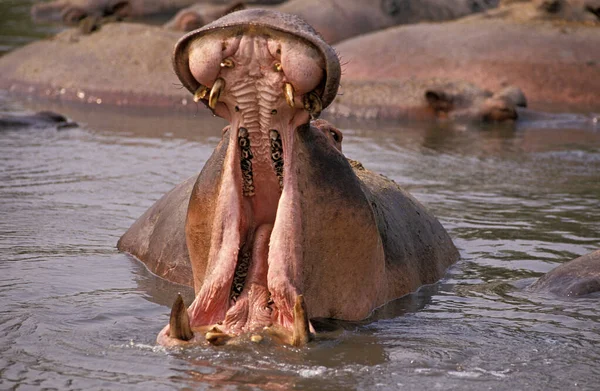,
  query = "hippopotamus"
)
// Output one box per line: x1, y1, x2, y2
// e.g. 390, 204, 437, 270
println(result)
334, 1, 600, 112
117, 9, 459, 346
529, 250, 600, 296
0, 110, 77, 130
165, 0, 501, 43
498, 0, 600, 21
31, 0, 201, 25
327, 79, 527, 122
0, 23, 188, 107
